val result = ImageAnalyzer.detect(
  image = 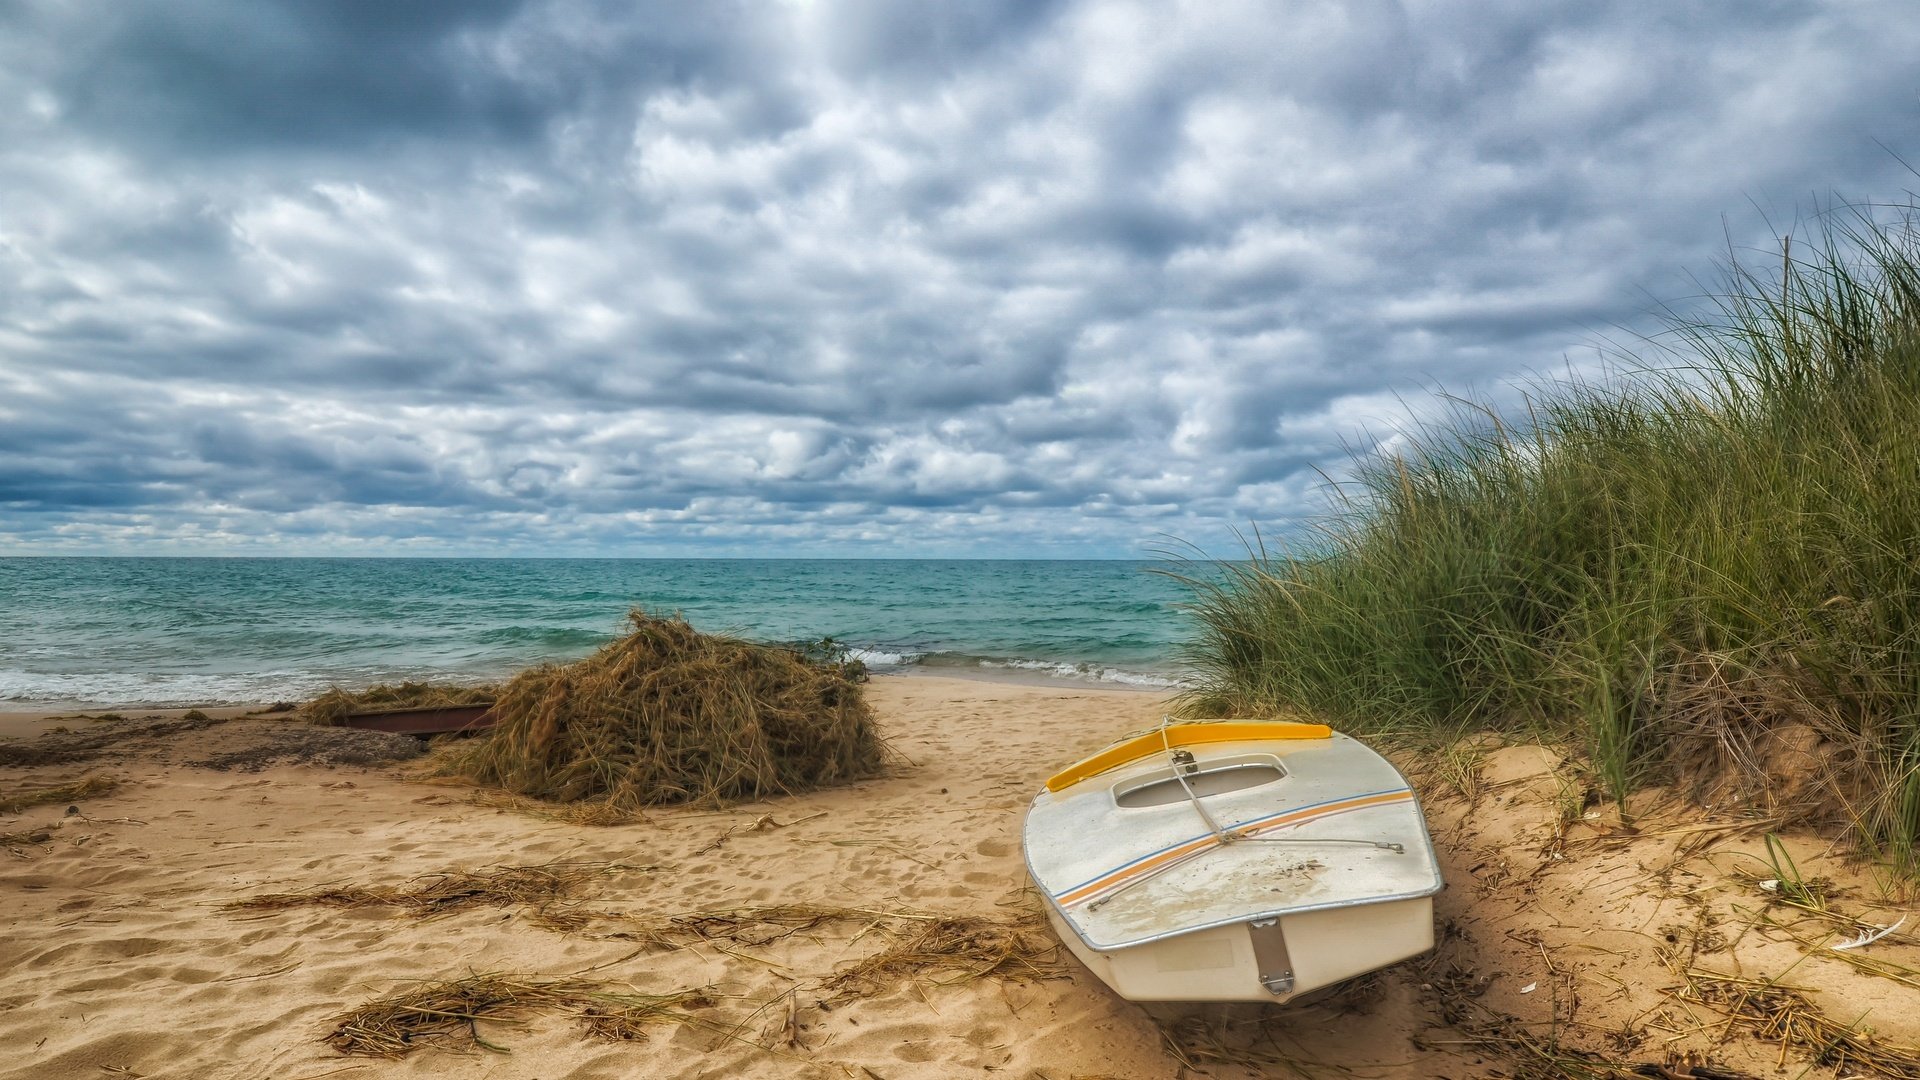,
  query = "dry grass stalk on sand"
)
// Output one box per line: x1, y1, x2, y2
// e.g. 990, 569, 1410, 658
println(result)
300, 681, 498, 727
0, 775, 121, 814
225, 862, 642, 917
603, 902, 894, 949
568, 901, 1064, 1001
818, 910, 1063, 1003
456, 611, 884, 808
1673, 968, 1920, 1078
323, 974, 713, 1056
